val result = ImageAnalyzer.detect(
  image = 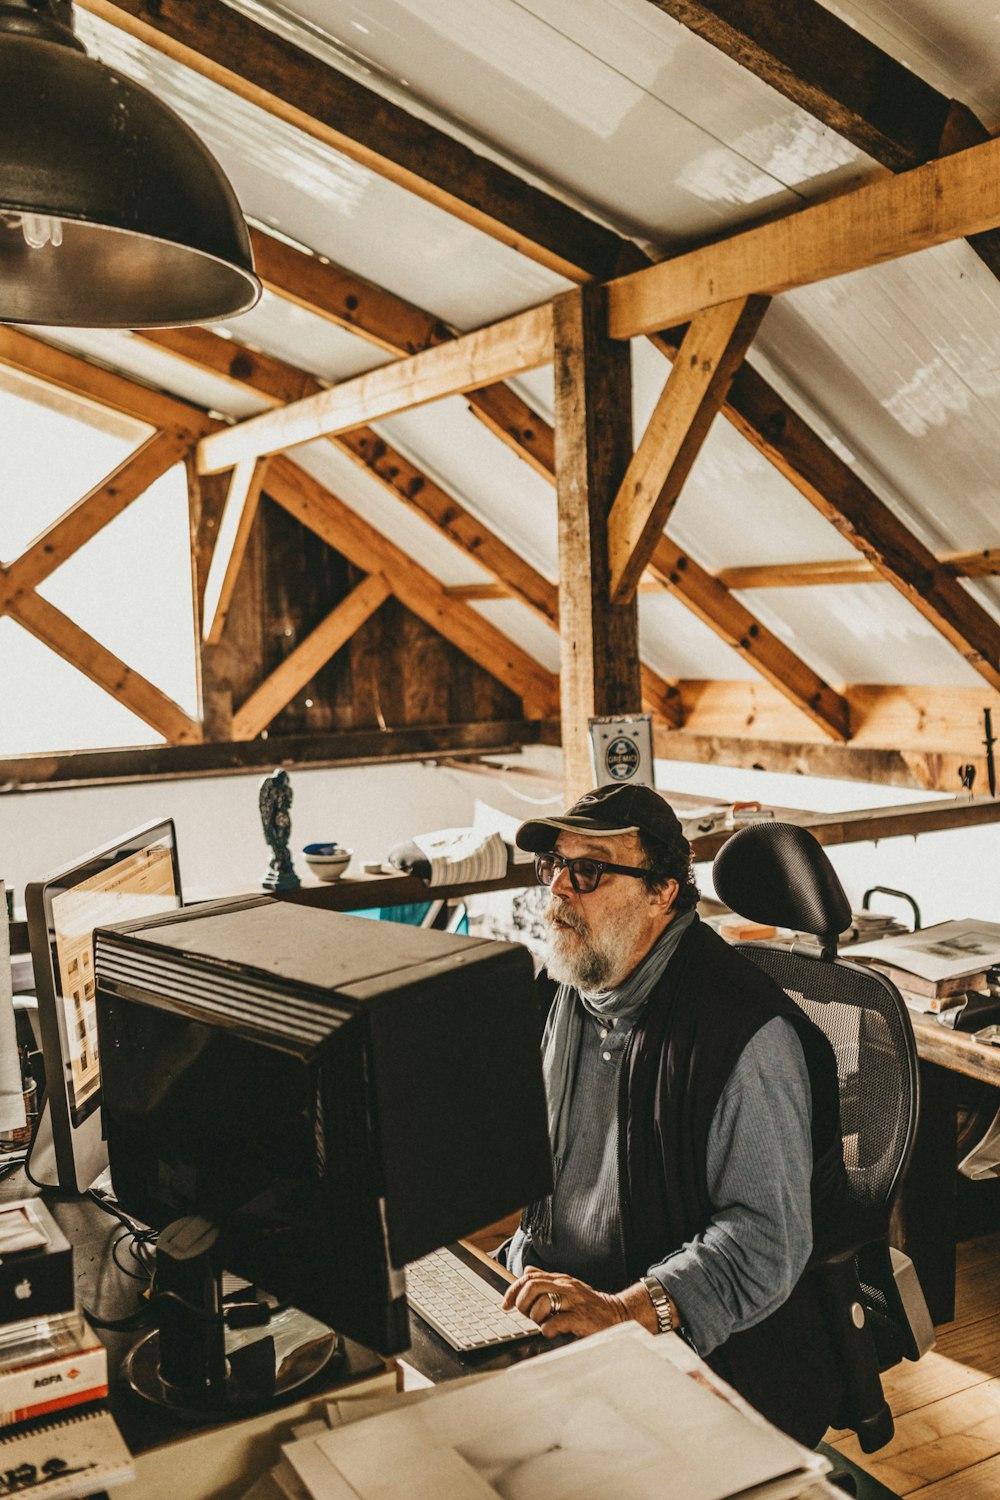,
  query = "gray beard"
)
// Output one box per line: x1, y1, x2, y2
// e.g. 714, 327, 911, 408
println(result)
546, 933, 616, 991
545, 902, 635, 992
